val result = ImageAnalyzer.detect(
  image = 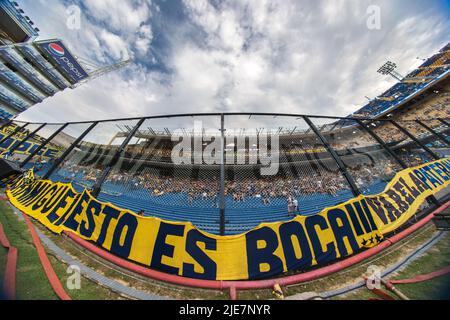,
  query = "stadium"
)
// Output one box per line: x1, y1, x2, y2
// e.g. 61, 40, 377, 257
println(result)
0, 0, 450, 305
